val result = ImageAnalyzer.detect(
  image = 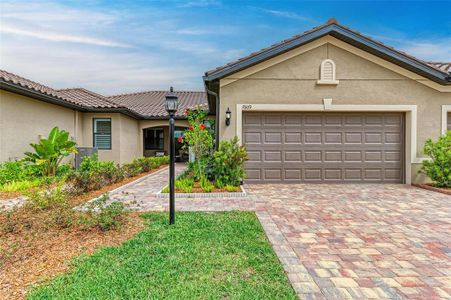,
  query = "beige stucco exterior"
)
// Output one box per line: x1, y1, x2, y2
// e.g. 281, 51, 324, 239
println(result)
0, 89, 191, 165
218, 36, 451, 184
0, 90, 79, 162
